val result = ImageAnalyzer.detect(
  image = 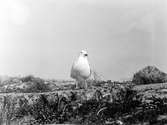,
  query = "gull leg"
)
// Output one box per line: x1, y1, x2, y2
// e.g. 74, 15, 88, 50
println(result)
76, 81, 79, 89
85, 80, 88, 90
